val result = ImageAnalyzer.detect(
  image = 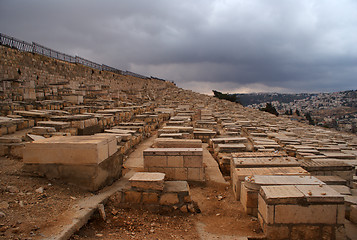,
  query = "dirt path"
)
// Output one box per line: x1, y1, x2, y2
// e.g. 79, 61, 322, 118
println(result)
69, 183, 263, 240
